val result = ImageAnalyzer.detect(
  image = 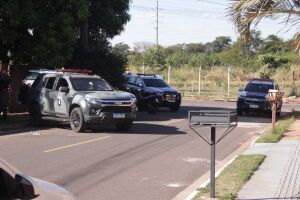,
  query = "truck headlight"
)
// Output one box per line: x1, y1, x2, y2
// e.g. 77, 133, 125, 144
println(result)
85, 97, 101, 105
